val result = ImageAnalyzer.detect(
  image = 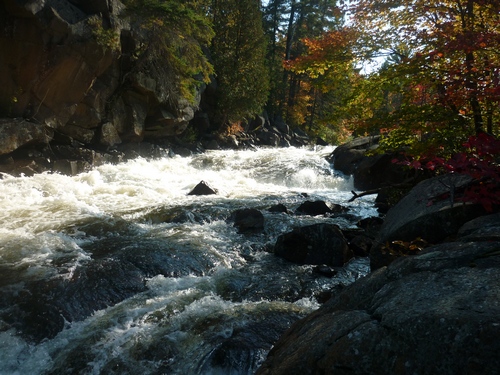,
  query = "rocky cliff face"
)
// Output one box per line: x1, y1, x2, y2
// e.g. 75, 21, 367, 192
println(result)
0, 0, 199, 158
